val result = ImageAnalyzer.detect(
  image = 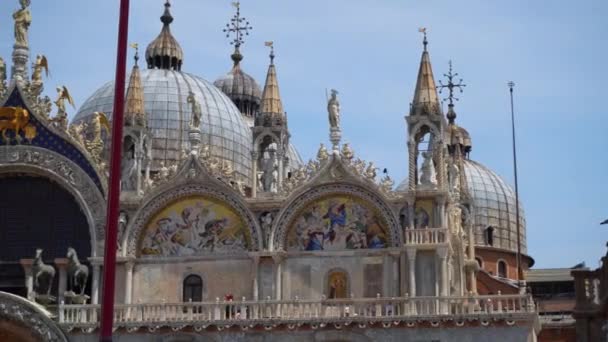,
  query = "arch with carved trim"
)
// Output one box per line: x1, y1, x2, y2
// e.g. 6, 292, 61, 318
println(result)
0, 291, 70, 342
126, 183, 263, 256
0, 145, 106, 257
270, 183, 402, 251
